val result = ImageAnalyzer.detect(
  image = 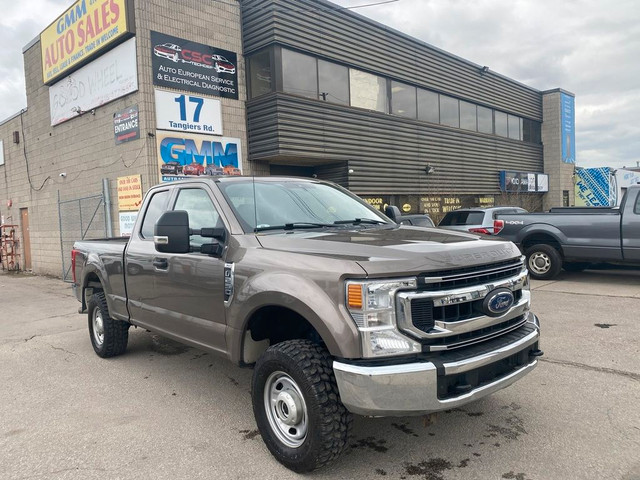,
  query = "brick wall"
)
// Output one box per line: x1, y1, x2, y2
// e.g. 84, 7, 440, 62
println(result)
0, 0, 247, 277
